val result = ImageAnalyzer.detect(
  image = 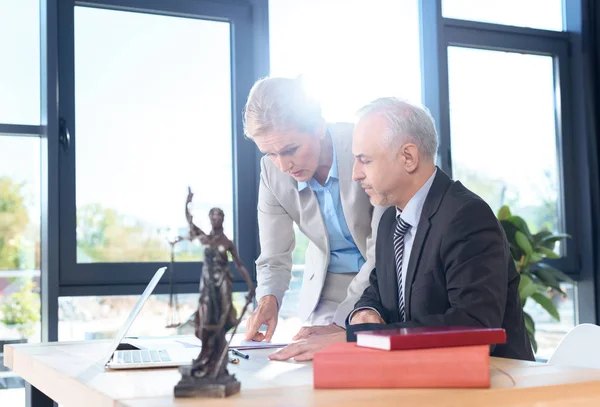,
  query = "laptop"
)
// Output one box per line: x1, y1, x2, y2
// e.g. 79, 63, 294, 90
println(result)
102, 267, 201, 370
